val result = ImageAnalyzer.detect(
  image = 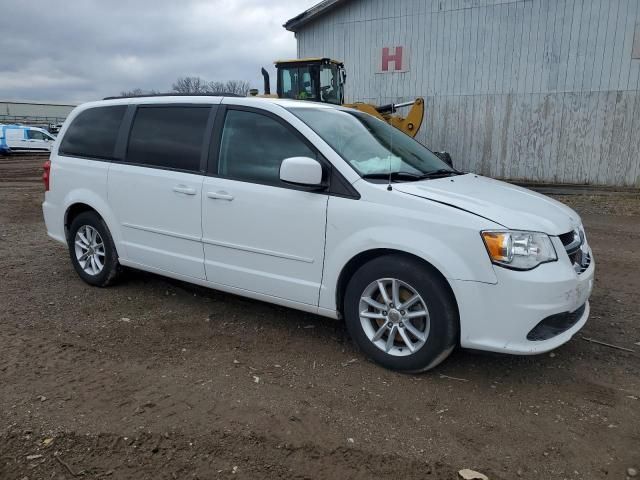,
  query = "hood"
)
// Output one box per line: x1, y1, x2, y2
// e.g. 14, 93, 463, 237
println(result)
394, 174, 581, 235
